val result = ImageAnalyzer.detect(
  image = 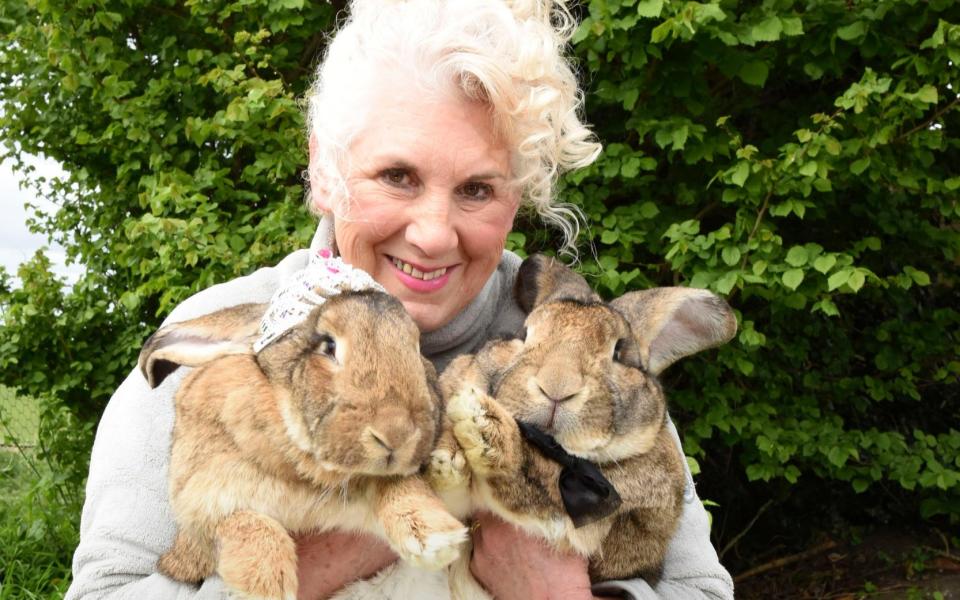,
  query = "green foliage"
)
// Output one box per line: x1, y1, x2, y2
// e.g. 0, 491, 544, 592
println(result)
0, 0, 958, 590
565, 0, 960, 525
0, 390, 92, 599
0, 0, 337, 417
